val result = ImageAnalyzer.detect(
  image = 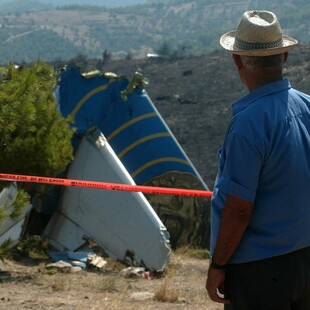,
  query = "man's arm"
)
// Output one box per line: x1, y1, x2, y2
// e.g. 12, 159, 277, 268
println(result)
206, 193, 254, 303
